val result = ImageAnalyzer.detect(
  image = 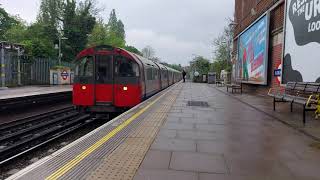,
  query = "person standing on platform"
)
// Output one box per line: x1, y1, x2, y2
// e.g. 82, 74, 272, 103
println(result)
182, 70, 186, 83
